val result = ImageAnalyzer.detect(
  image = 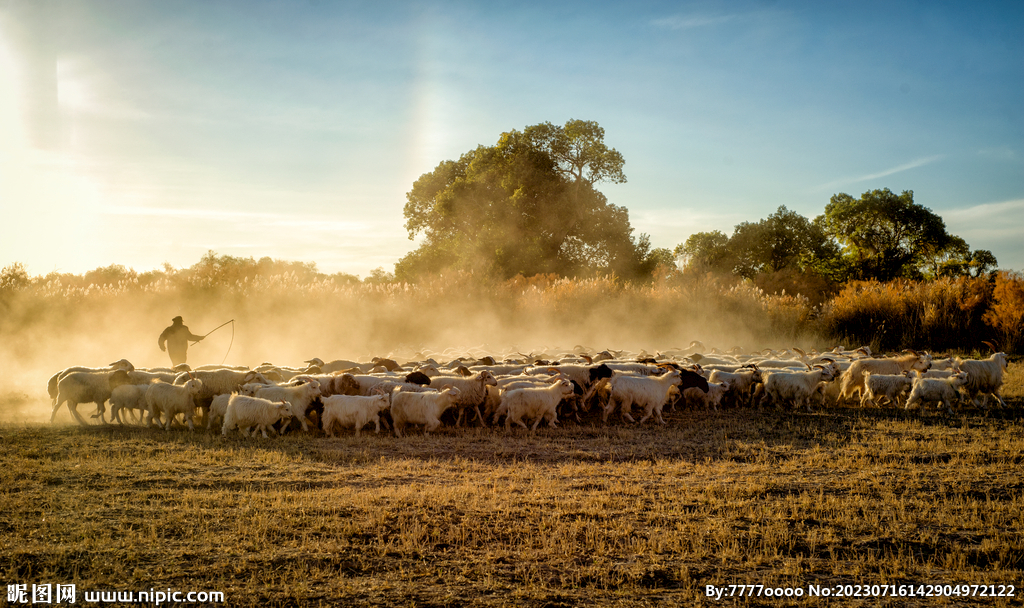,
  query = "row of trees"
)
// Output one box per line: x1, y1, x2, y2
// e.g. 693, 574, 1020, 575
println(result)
398, 119, 998, 297
678, 191, 997, 285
